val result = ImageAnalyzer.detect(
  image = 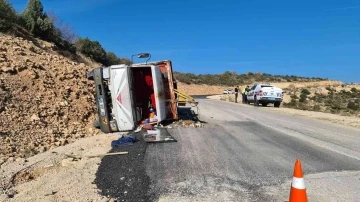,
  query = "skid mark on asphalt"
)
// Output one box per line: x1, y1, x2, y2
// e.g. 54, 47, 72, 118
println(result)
225, 120, 360, 172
